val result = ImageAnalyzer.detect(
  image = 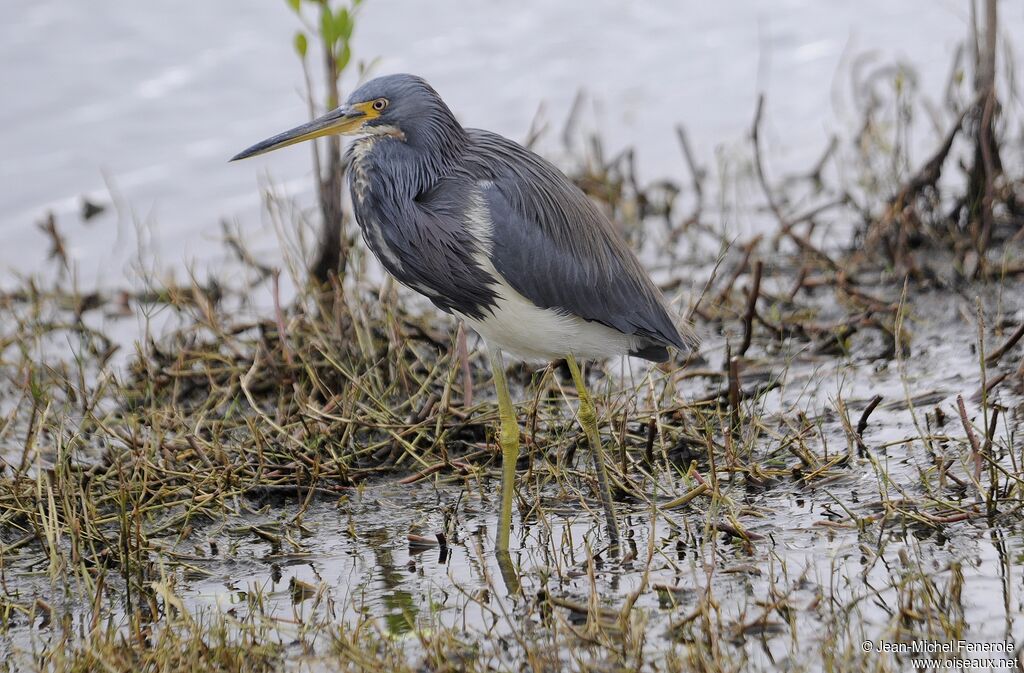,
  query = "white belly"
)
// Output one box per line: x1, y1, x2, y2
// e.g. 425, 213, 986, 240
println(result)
456, 276, 636, 363
449, 183, 639, 363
